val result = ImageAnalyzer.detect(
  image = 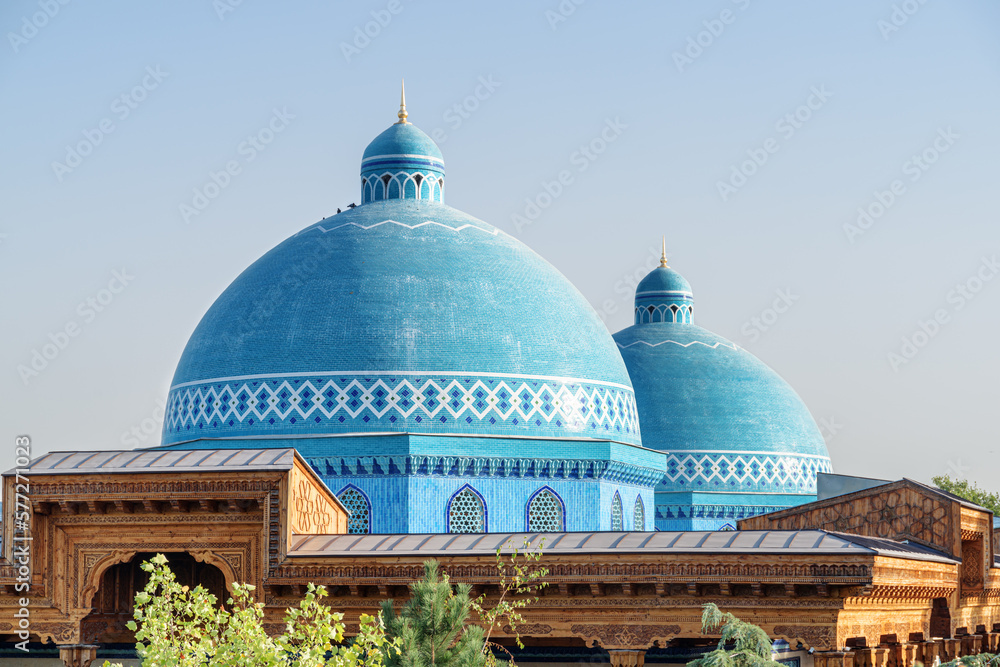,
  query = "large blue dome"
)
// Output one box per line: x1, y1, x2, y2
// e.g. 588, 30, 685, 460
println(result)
163, 198, 640, 446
